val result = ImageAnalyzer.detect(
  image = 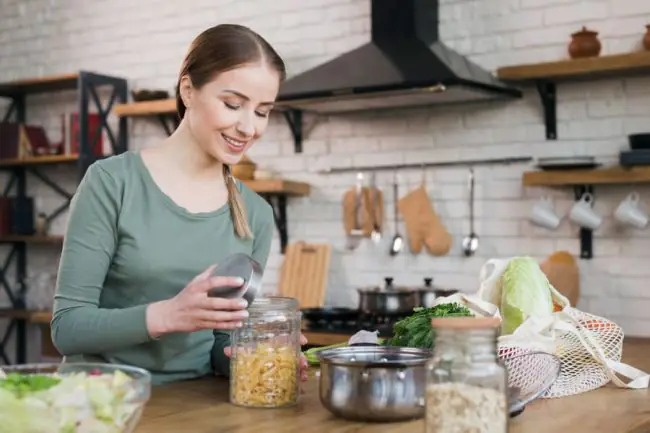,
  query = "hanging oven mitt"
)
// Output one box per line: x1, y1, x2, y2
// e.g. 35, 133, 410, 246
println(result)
398, 184, 452, 256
